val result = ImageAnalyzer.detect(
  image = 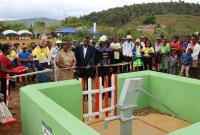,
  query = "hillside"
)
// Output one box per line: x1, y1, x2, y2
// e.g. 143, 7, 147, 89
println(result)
6, 17, 61, 26
120, 14, 200, 29
80, 2, 200, 27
